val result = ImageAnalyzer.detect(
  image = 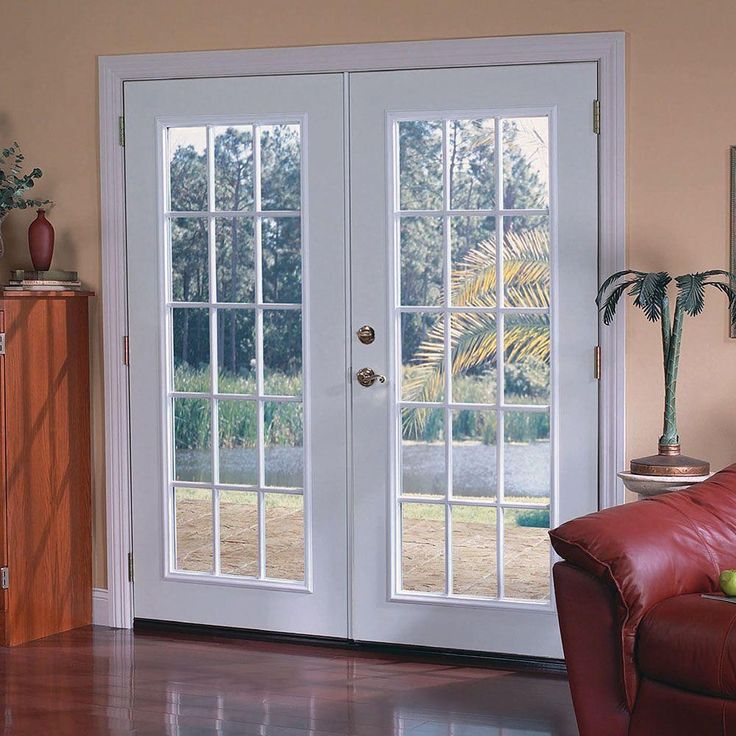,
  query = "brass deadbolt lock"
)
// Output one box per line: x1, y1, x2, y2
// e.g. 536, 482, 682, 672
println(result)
356, 325, 375, 344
